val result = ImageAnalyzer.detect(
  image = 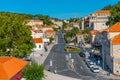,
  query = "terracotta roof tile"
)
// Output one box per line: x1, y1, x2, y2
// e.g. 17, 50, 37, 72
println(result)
90, 30, 98, 35
34, 24, 41, 27
118, 62, 120, 64
56, 20, 62, 22
33, 38, 43, 43
99, 29, 108, 33
42, 25, 52, 28
93, 10, 110, 14
45, 30, 55, 33
107, 22, 120, 32
76, 33, 82, 36
112, 34, 120, 44
30, 28, 42, 33
0, 56, 28, 79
